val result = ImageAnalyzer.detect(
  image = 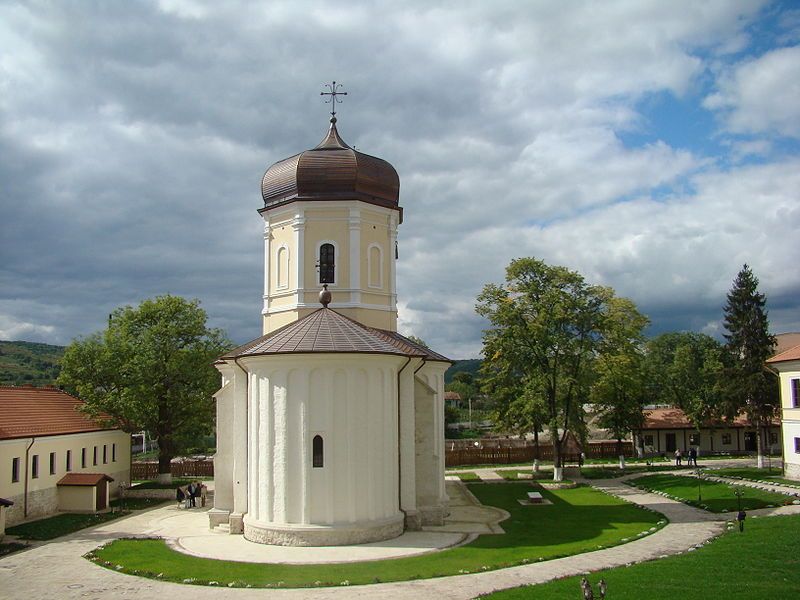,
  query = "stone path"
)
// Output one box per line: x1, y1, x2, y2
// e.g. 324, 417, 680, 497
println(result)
2, 461, 798, 600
